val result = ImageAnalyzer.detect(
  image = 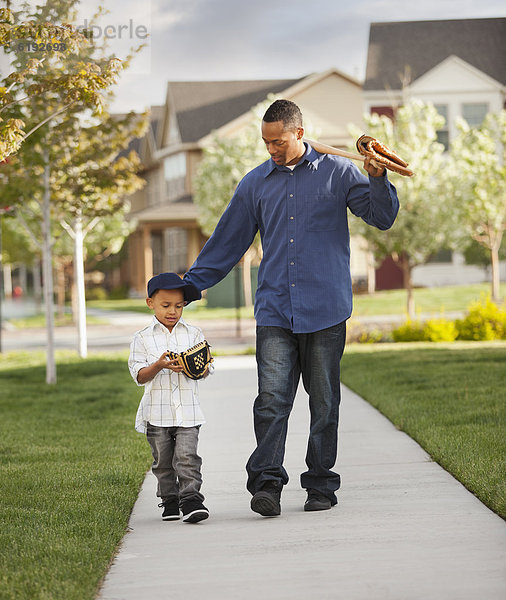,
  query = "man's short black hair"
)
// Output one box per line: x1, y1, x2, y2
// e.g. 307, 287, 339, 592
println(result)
263, 99, 303, 131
